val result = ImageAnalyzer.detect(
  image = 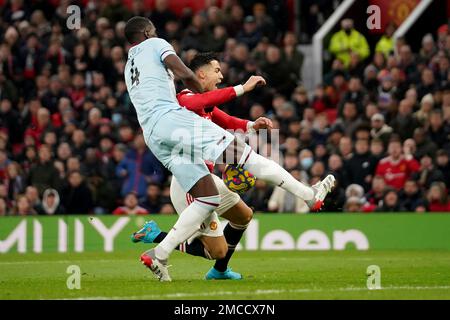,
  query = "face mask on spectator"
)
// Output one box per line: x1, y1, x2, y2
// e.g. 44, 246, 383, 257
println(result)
301, 157, 313, 170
